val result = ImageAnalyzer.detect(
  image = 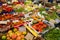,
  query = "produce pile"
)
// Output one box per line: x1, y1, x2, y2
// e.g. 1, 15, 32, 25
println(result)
2, 28, 26, 40
0, 0, 60, 40
44, 28, 60, 40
